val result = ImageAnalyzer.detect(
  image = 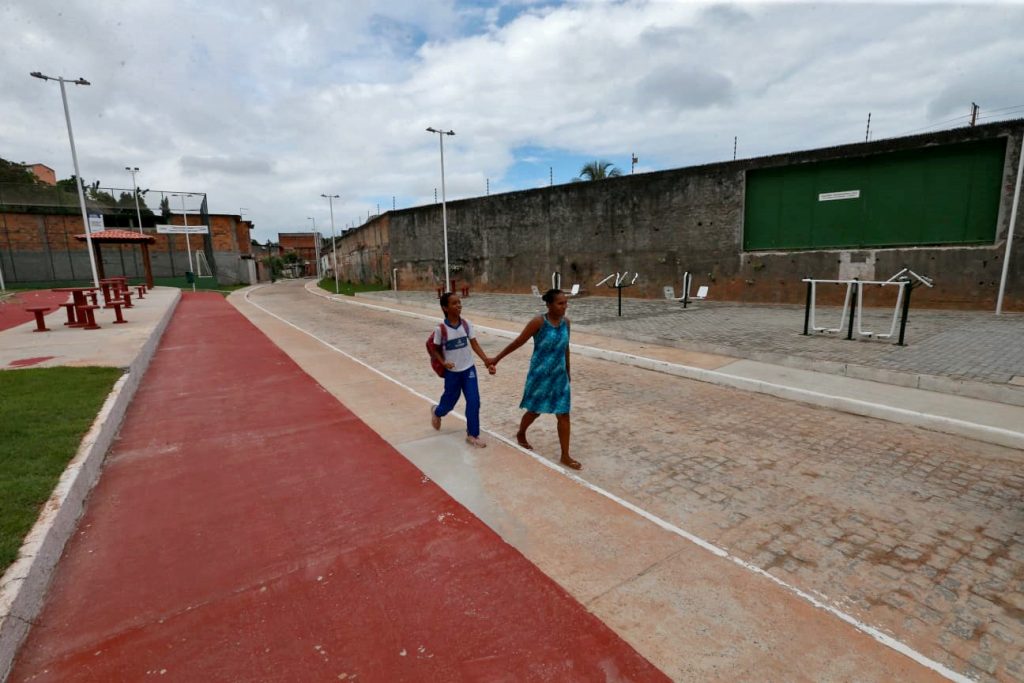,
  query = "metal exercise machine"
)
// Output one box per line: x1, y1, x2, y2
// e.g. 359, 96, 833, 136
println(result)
596, 271, 639, 316
802, 268, 934, 346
